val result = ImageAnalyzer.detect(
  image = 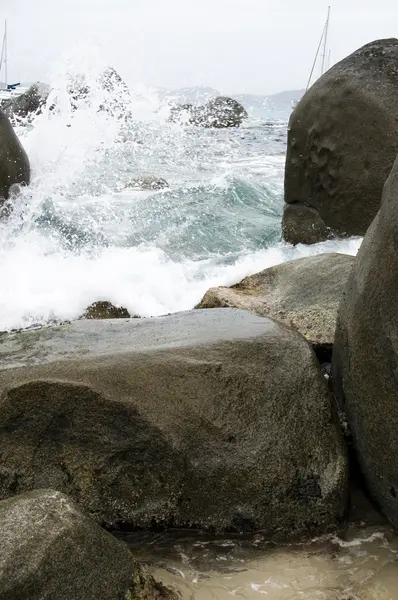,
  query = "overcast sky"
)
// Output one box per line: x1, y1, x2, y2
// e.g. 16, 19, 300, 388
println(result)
1, 0, 397, 95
